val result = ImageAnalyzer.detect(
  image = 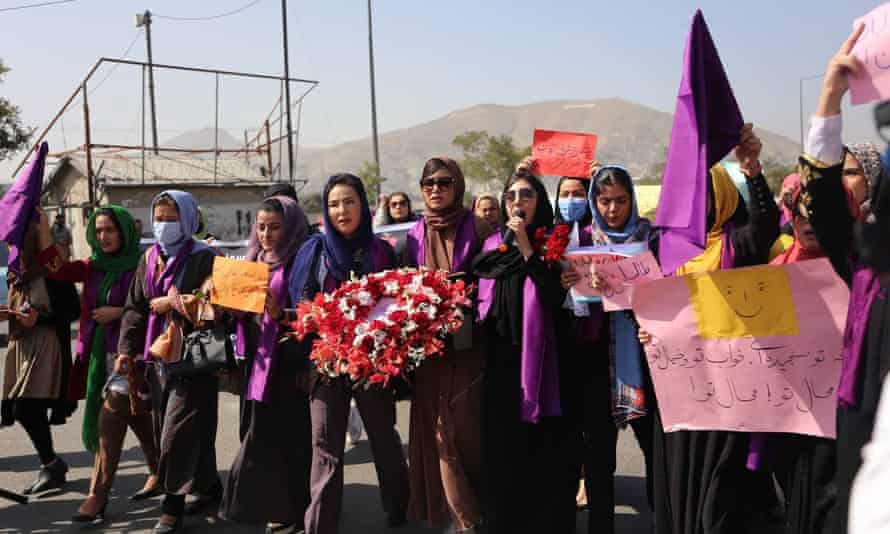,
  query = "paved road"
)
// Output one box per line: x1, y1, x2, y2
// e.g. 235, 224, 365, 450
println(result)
0, 328, 651, 533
